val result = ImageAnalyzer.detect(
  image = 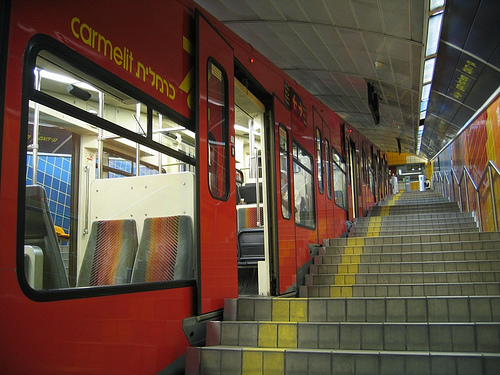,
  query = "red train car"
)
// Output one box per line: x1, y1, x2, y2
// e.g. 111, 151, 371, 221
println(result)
0, 0, 387, 373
